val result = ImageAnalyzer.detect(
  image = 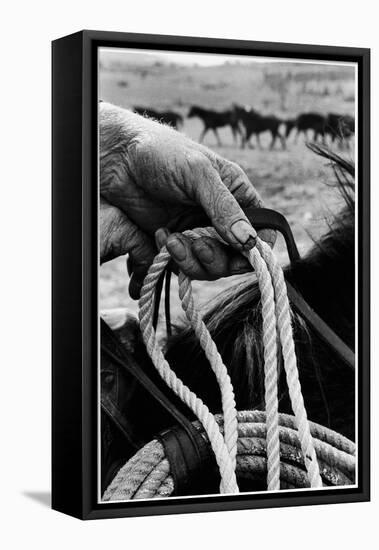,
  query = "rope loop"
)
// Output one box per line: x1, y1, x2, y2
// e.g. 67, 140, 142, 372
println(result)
137, 227, 323, 493
139, 238, 239, 494
103, 411, 355, 501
